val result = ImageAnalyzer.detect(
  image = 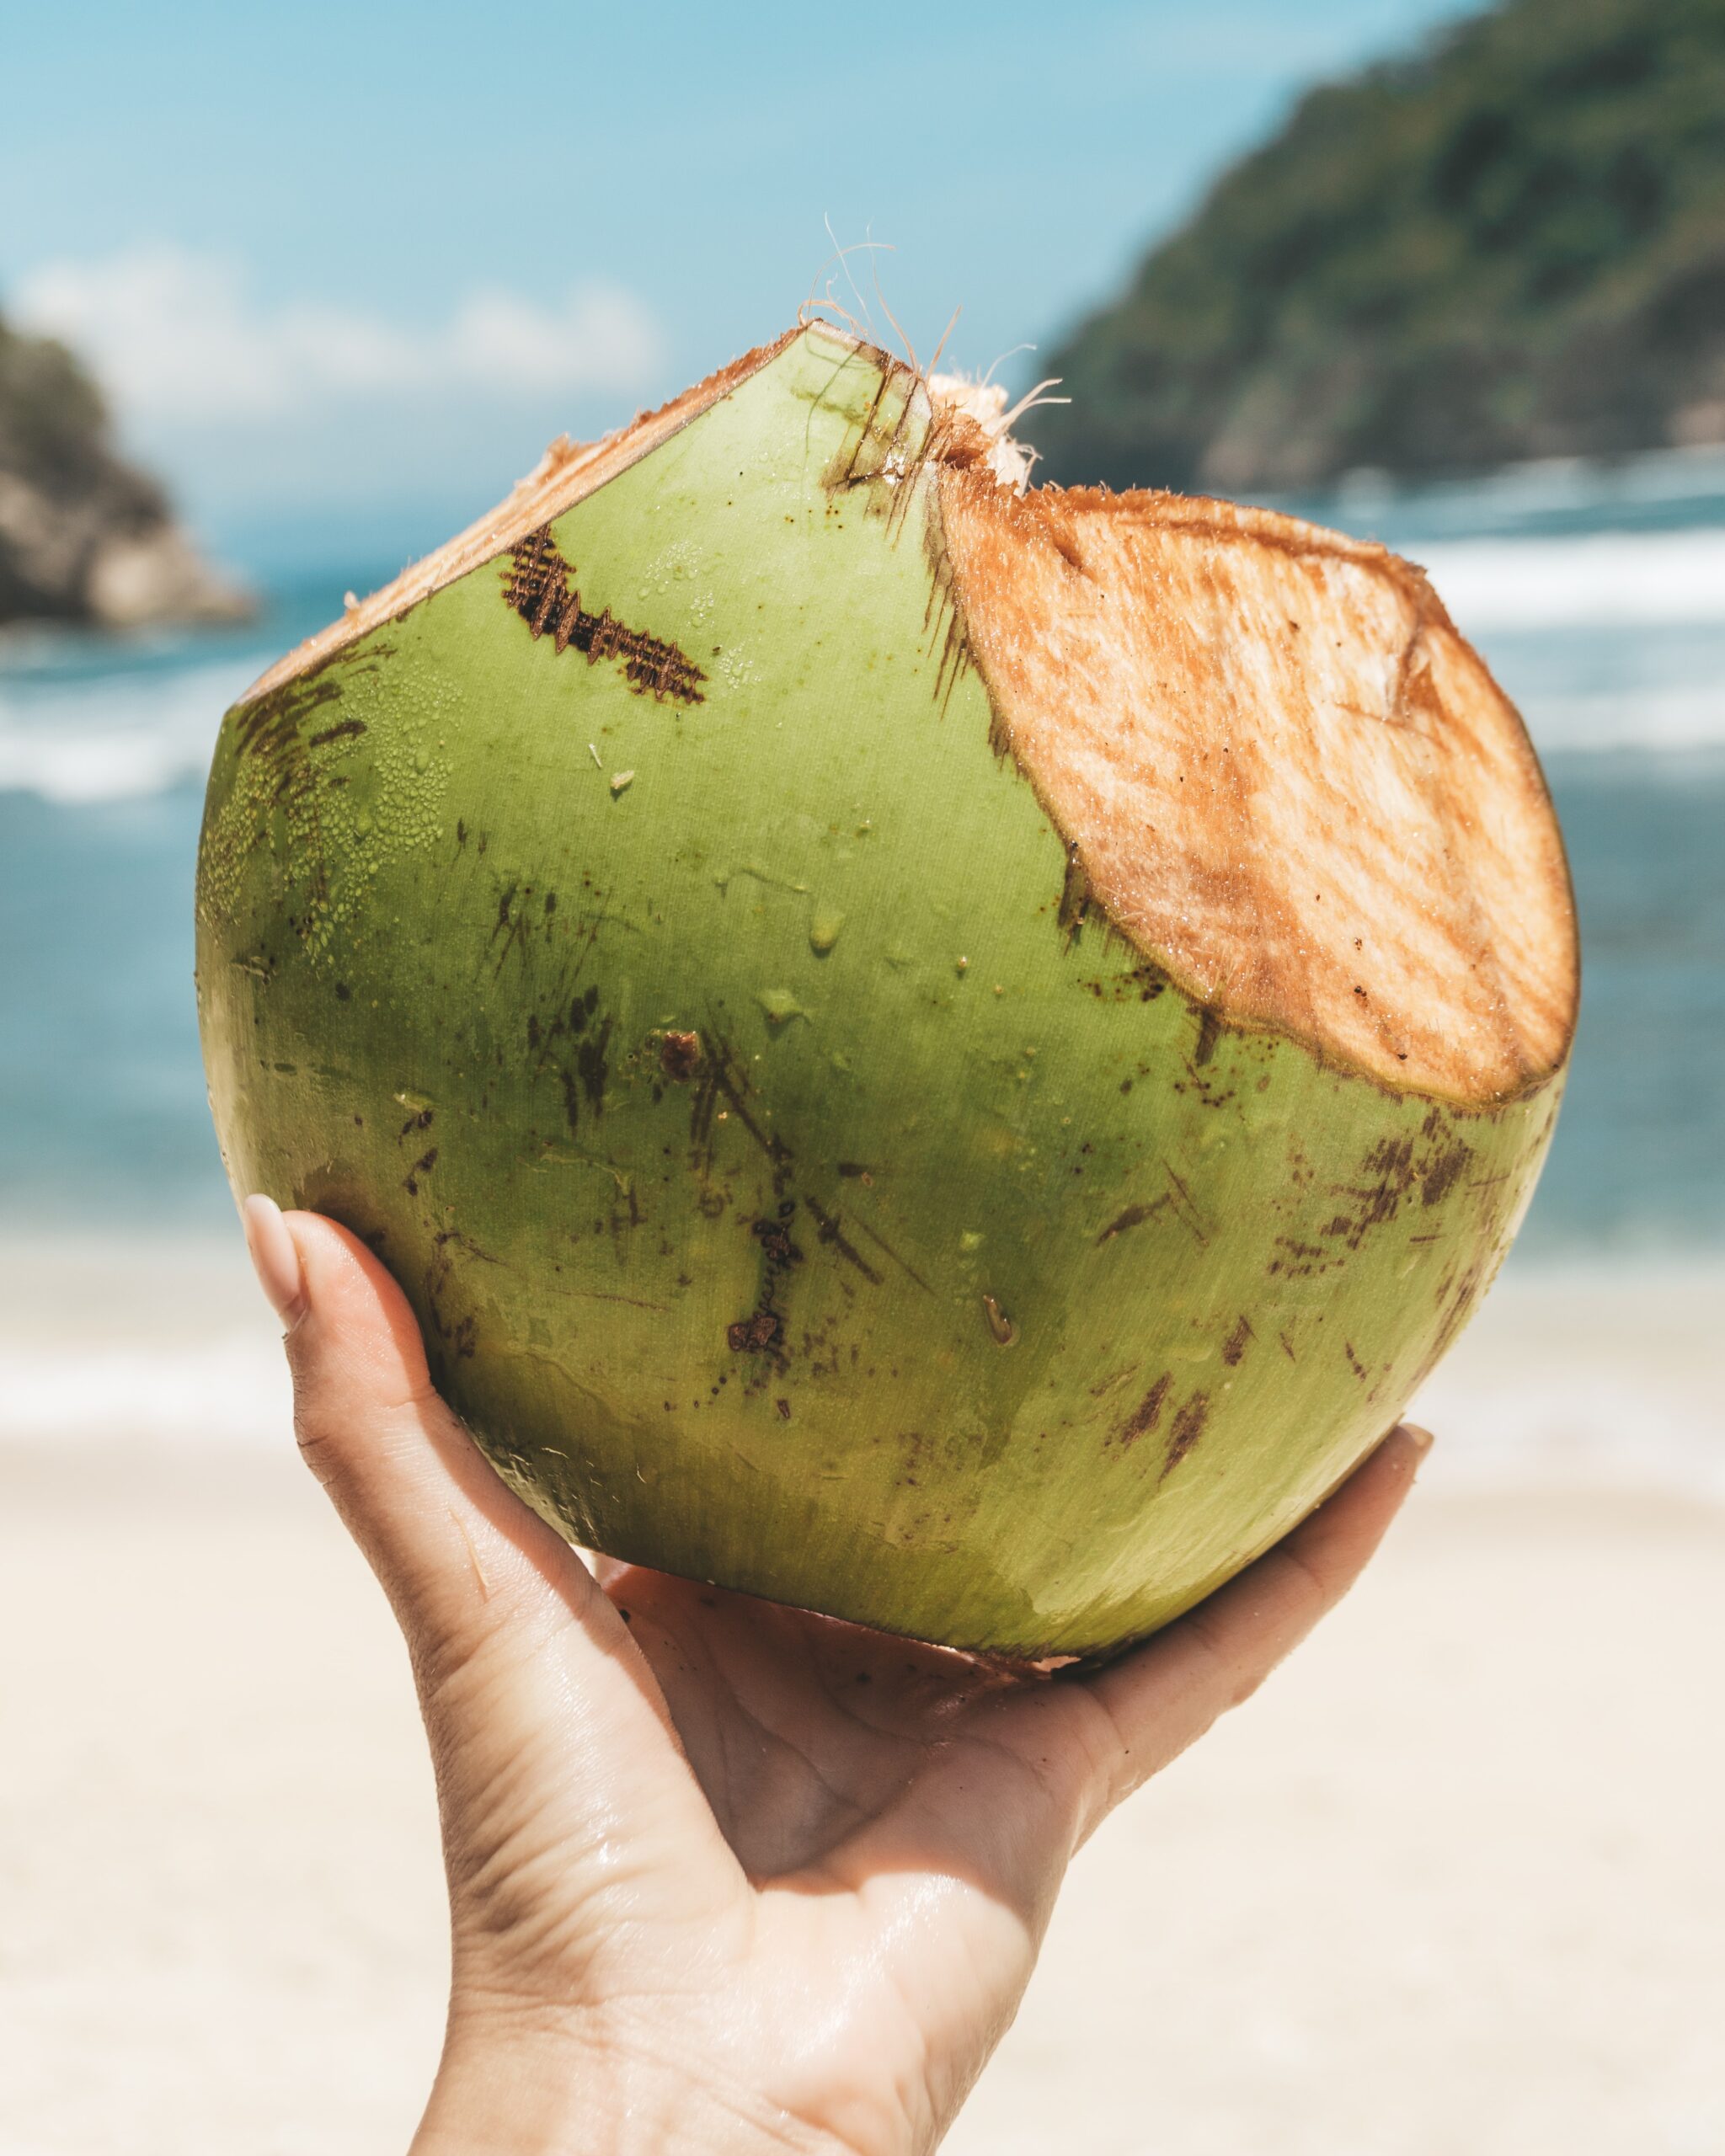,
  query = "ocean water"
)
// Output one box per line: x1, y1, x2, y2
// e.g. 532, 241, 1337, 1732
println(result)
2, 469, 1722, 1264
